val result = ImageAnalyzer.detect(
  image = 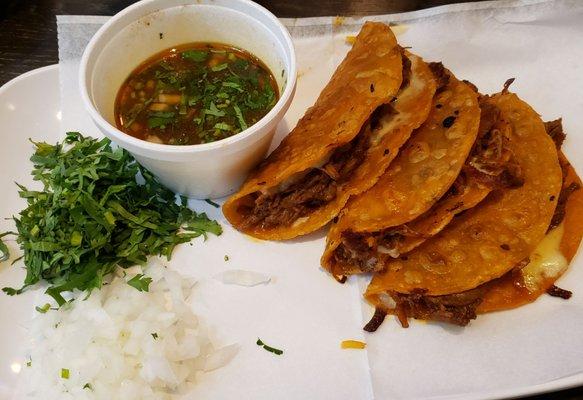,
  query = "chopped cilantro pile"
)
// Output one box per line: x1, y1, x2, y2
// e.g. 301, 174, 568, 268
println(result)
2, 132, 221, 305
